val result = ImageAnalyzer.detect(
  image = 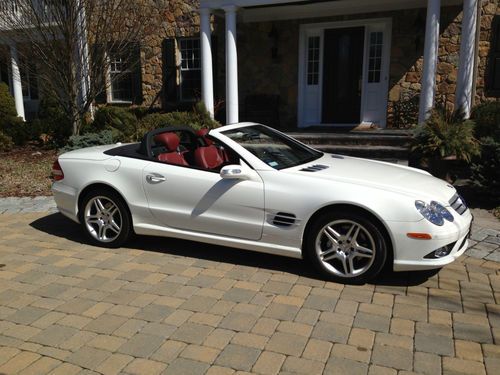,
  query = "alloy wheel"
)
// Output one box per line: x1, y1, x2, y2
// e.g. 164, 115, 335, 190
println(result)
315, 219, 376, 278
84, 196, 123, 243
